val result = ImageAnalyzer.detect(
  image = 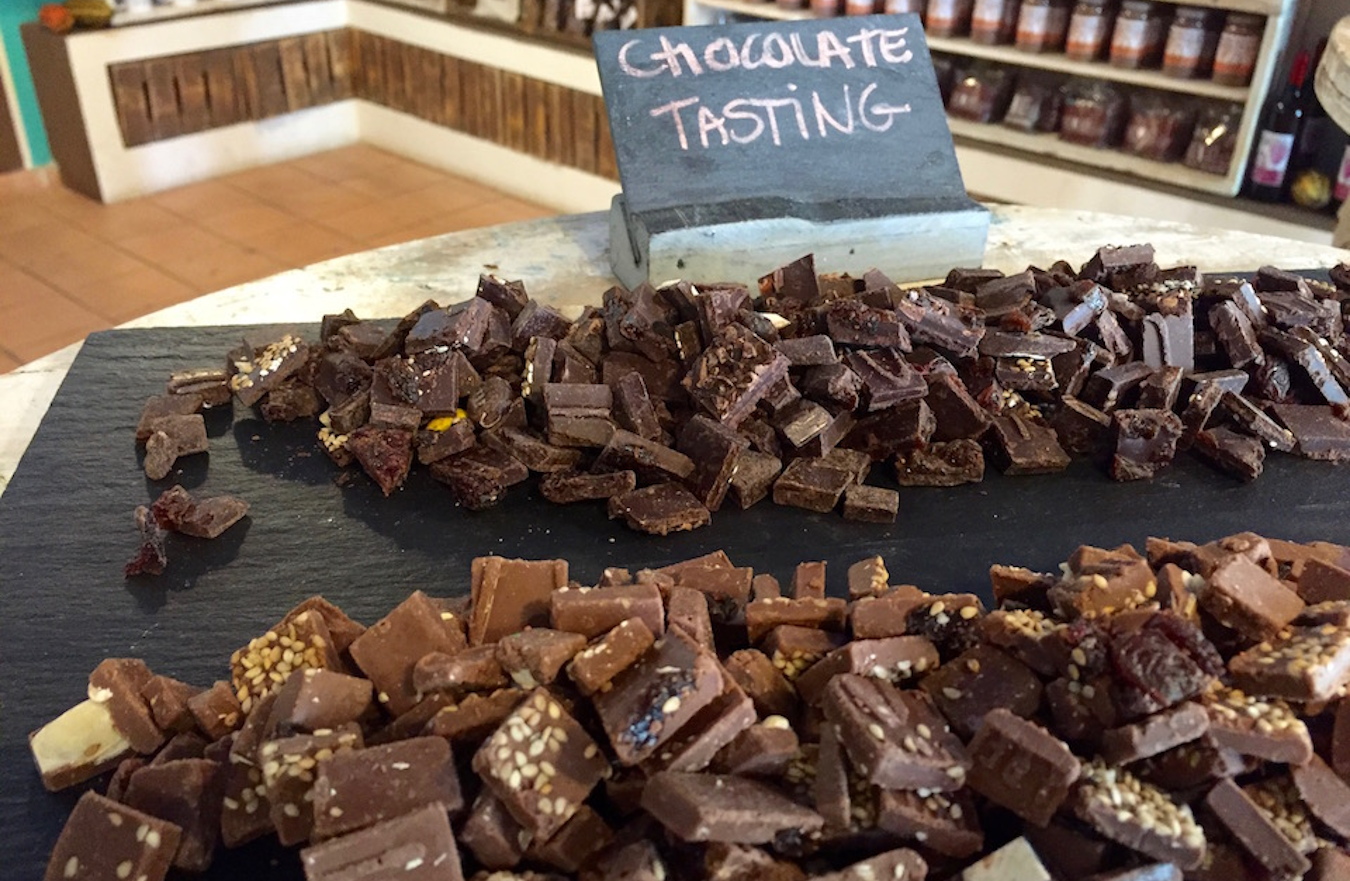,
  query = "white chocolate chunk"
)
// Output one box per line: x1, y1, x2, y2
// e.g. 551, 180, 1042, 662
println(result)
30, 699, 132, 790
960, 838, 1051, 881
